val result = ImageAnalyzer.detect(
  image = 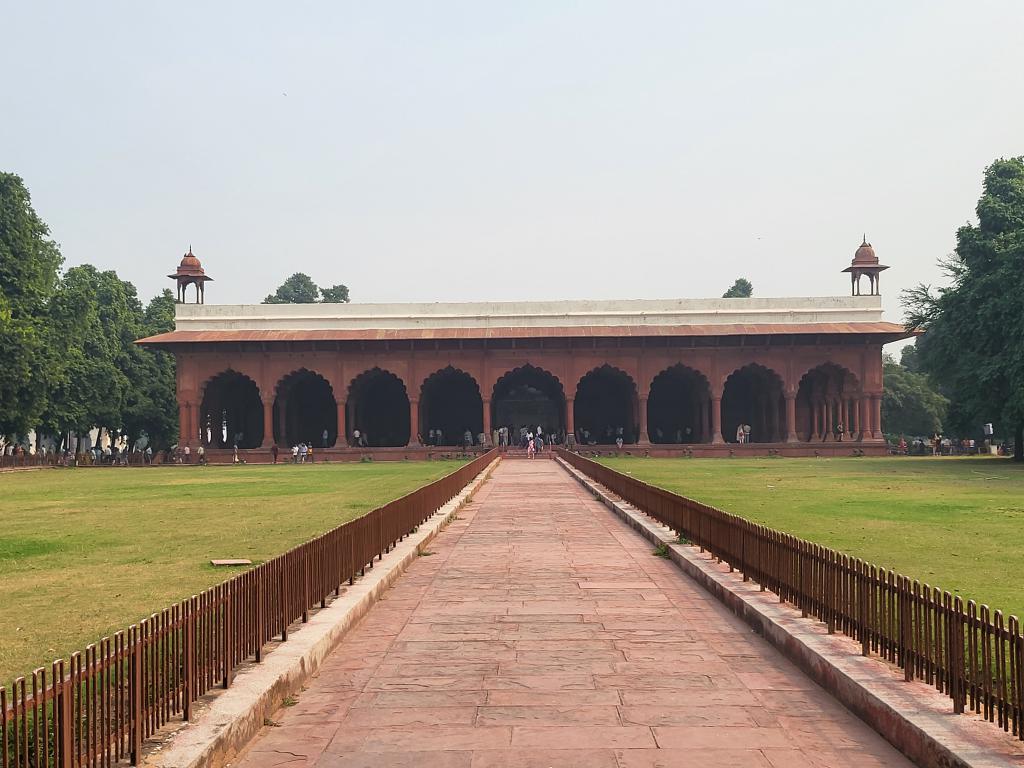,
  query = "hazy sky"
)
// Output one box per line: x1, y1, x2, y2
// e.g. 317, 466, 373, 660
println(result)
4, 2, 1023, 328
